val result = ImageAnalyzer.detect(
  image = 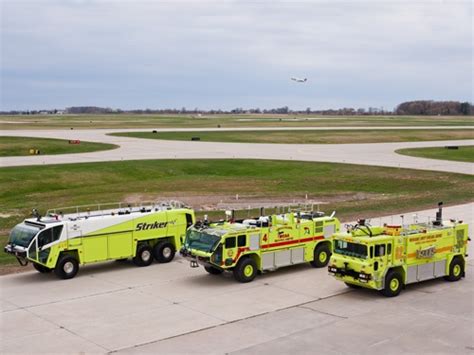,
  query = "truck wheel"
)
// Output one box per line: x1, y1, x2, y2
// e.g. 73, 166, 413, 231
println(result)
310, 244, 331, 268
233, 258, 257, 283
153, 241, 176, 263
133, 244, 154, 267
205, 266, 223, 275
445, 257, 464, 282
54, 255, 79, 279
33, 263, 52, 273
381, 270, 403, 297
344, 282, 361, 289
